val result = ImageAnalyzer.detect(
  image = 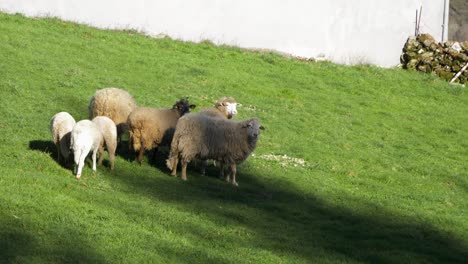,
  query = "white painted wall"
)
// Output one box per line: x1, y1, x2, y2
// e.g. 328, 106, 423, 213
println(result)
0, 0, 448, 67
